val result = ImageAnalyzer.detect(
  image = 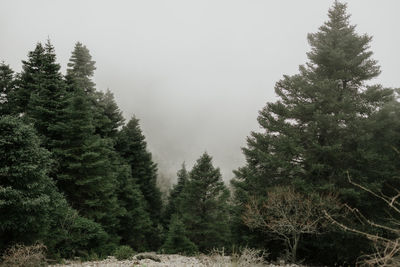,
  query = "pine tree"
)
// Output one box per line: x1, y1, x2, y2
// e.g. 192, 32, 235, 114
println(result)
161, 214, 198, 255
116, 162, 153, 251
11, 41, 69, 149
51, 88, 121, 242
231, 1, 397, 264
115, 116, 163, 248
66, 42, 96, 94
66, 42, 124, 139
116, 117, 162, 221
180, 153, 230, 251
163, 163, 189, 227
94, 89, 125, 139
0, 62, 15, 115
0, 116, 58, 251
8, 43, 46, 115
0, 116, 110, 257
